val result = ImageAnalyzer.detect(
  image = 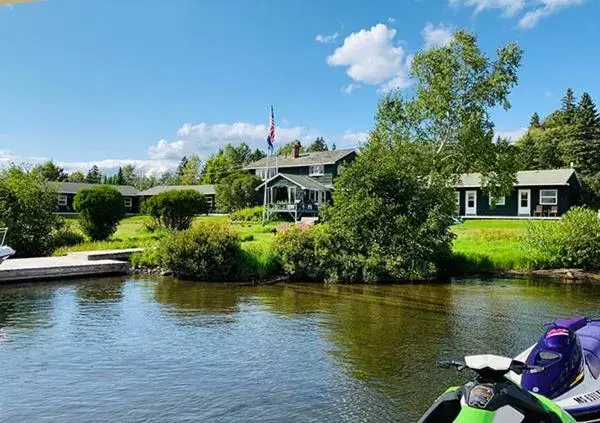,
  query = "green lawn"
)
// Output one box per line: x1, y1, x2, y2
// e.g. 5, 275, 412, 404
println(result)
58, 215, 554, 272
451, 219, 557, 271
